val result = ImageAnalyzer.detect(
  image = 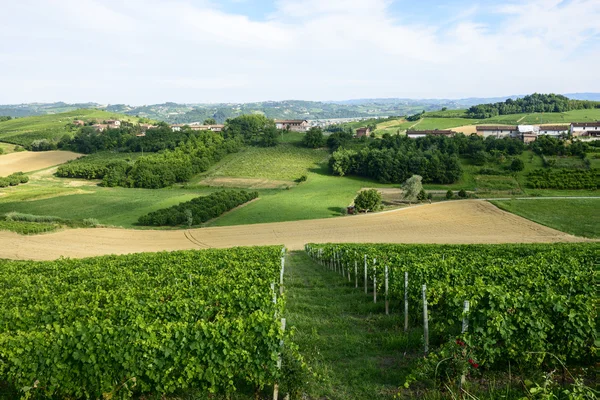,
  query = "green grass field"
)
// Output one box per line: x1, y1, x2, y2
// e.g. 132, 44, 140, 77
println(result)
0, 109, 138, 146
0, 142, 24, 155
491, 198, 600, 238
